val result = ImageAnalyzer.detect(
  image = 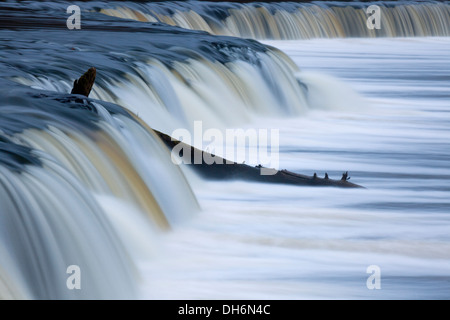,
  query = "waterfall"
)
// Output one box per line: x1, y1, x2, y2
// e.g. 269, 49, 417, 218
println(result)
0, 3, 316, 298
99, 1, 450, 40
3, 0, 445, 299
0, 89, 199, 299
0, 0, 375, 298
17, 50, 307, 134
0, 1, 309, 296
4, 2, 309, 133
